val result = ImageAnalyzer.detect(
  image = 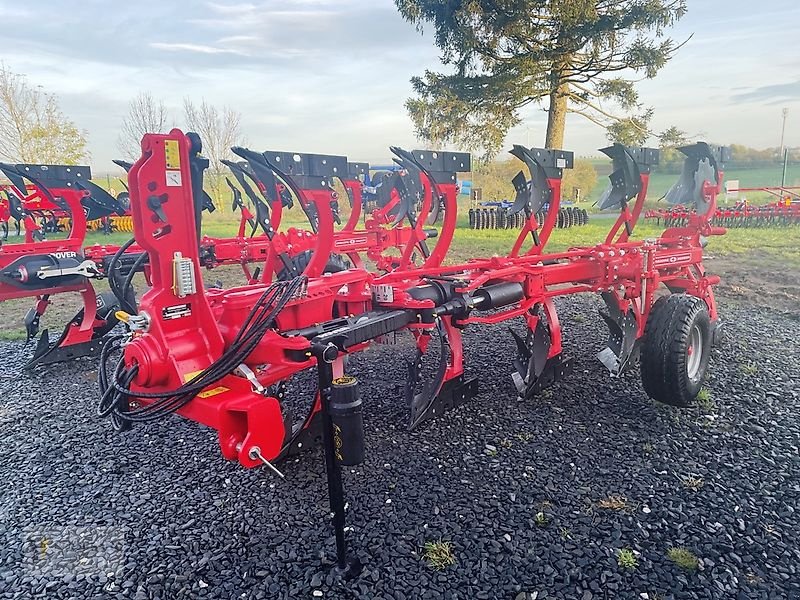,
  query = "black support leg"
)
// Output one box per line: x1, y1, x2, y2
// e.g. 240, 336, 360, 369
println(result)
313, 343, 362, 579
